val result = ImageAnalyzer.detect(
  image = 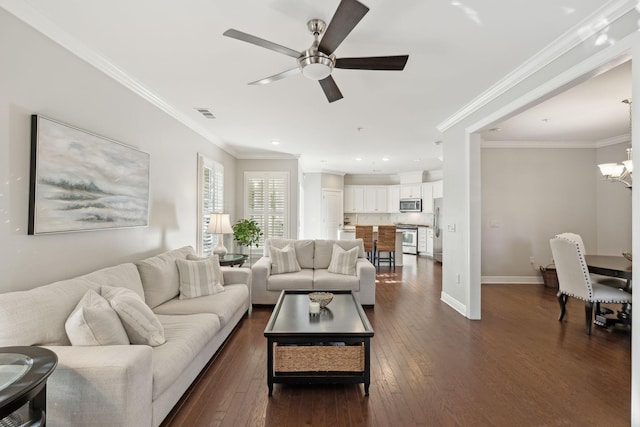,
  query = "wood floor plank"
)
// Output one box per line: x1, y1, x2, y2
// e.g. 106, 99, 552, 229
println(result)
161, 256, 631, 427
